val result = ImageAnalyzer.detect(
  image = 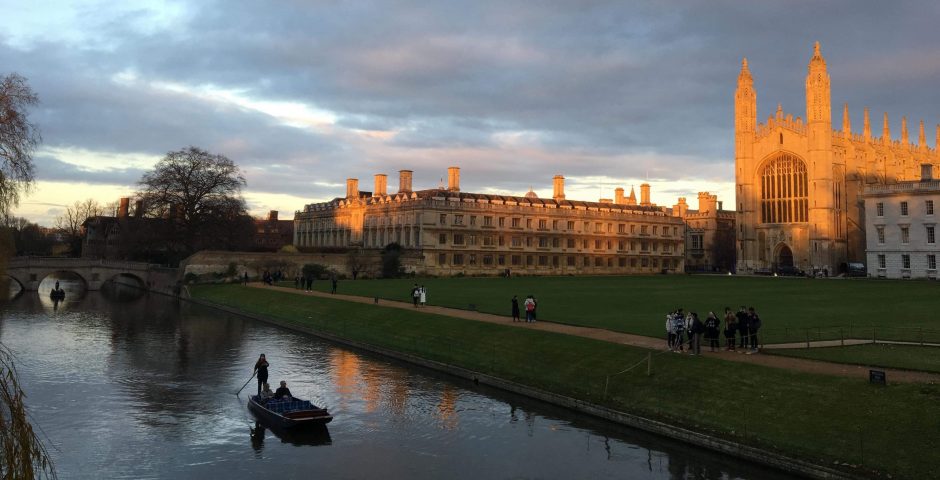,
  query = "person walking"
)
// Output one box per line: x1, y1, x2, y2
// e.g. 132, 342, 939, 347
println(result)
243, 271, 249, 285
671, 309, 686, 352
531, 295, 538, 322
736, 306, 749, 352
511, 296, 520, 322
689, 312, 704, 355
704, 311, 720, 352
305, 275, 313, 292
253, 354, 269, 396
723, 307, 737, 351
666, 311, 676, 350
294, 274, 300, 289
331, 275, 338, 294
411, 283, 420, 307
419, 285, 427, 307
747, 307, 762, 354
